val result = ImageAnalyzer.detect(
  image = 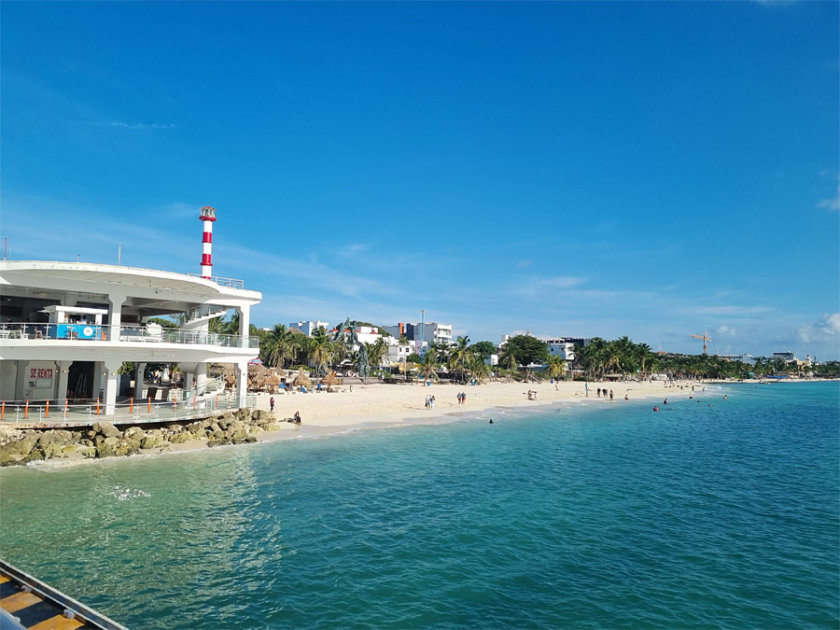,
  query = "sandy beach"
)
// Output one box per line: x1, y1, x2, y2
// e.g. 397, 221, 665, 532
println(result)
0, 379, 712, 466
253, 378, 705, 443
